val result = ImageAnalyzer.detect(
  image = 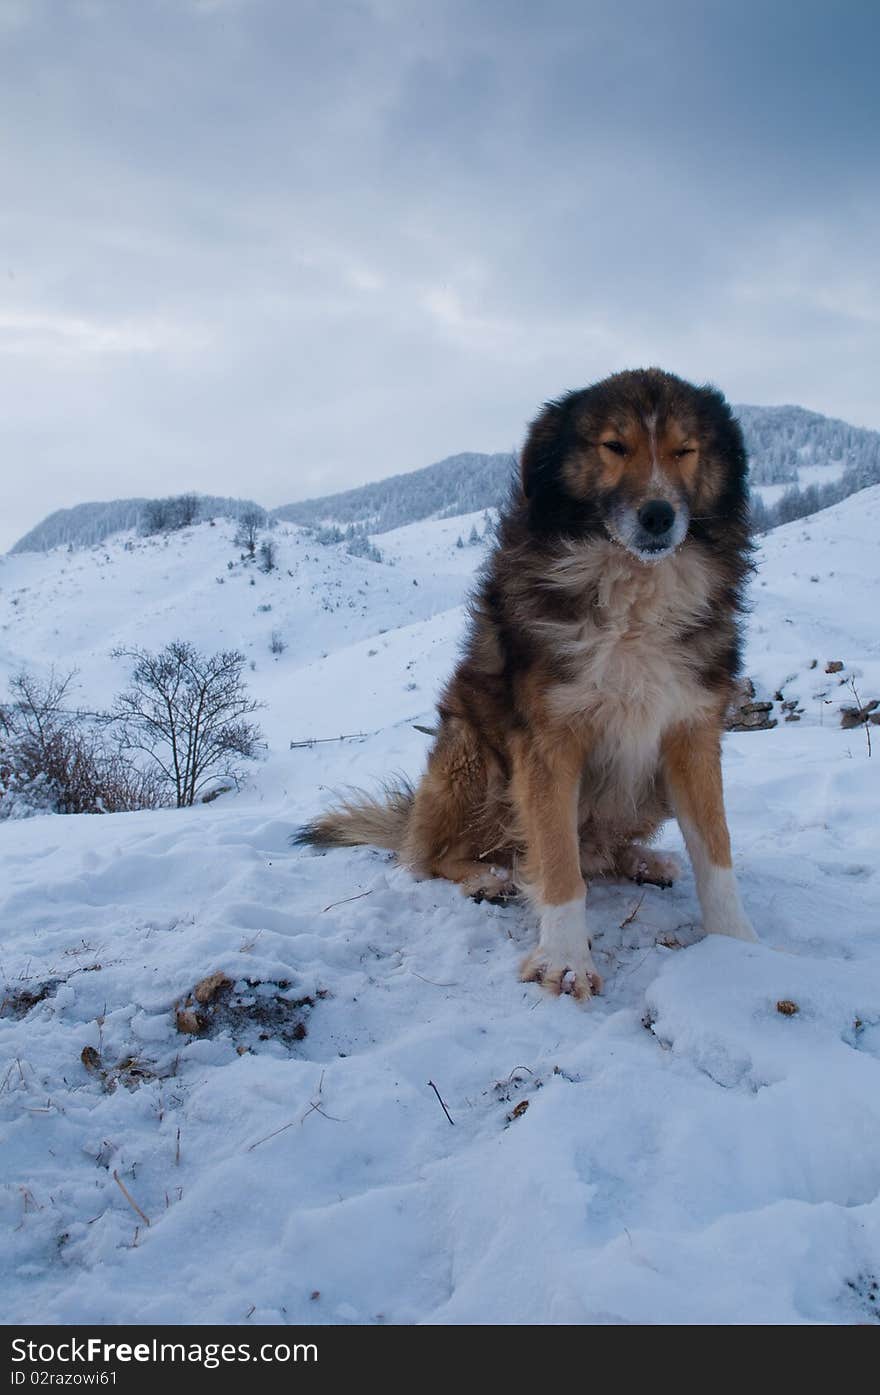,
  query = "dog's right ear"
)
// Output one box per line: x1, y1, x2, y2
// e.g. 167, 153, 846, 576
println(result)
519, 400, 567, 499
